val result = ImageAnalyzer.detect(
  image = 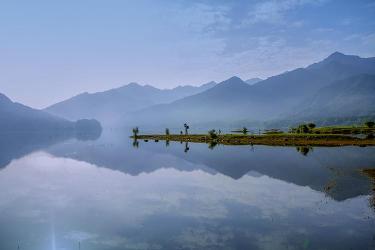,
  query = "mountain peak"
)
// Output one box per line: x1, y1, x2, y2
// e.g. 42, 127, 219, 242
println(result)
227, 76, 243, 82
307, 51, 363, 70
126, 82, 142, 88
219, 76, 246, 86
325, 51, 354, 61
324, 51, 360, 63
212, 76, 248, 91
328, 51, 345, 58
